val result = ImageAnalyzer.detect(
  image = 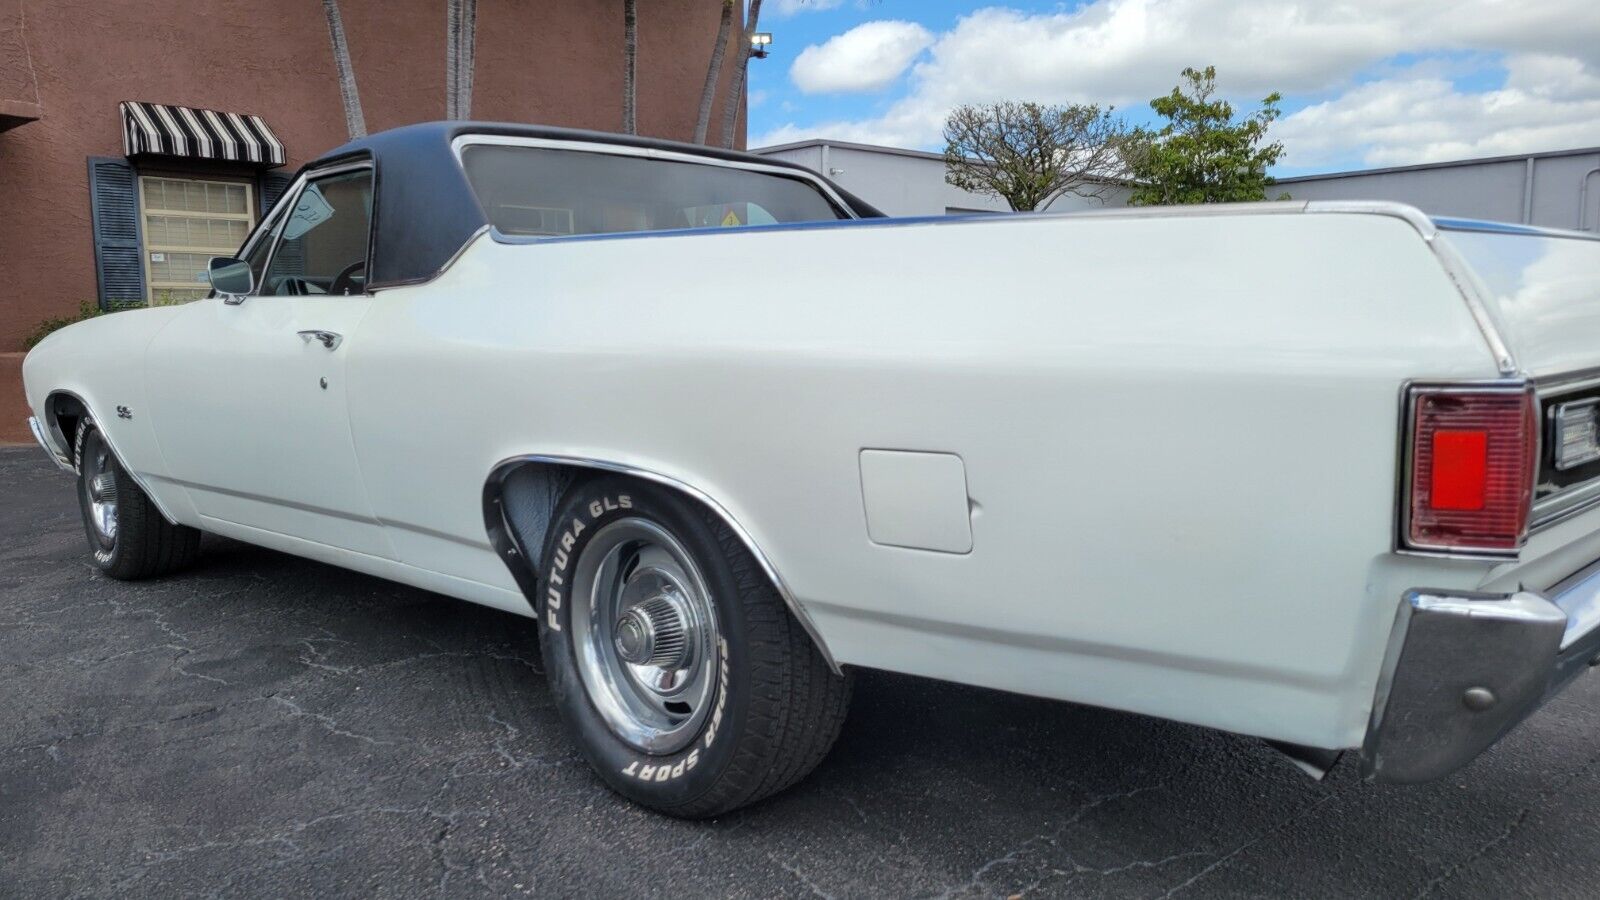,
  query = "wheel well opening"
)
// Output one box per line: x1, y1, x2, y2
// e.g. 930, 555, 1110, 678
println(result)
484, 460, 587, 608
482, 457, 839, 673
46, 393, 88, 463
